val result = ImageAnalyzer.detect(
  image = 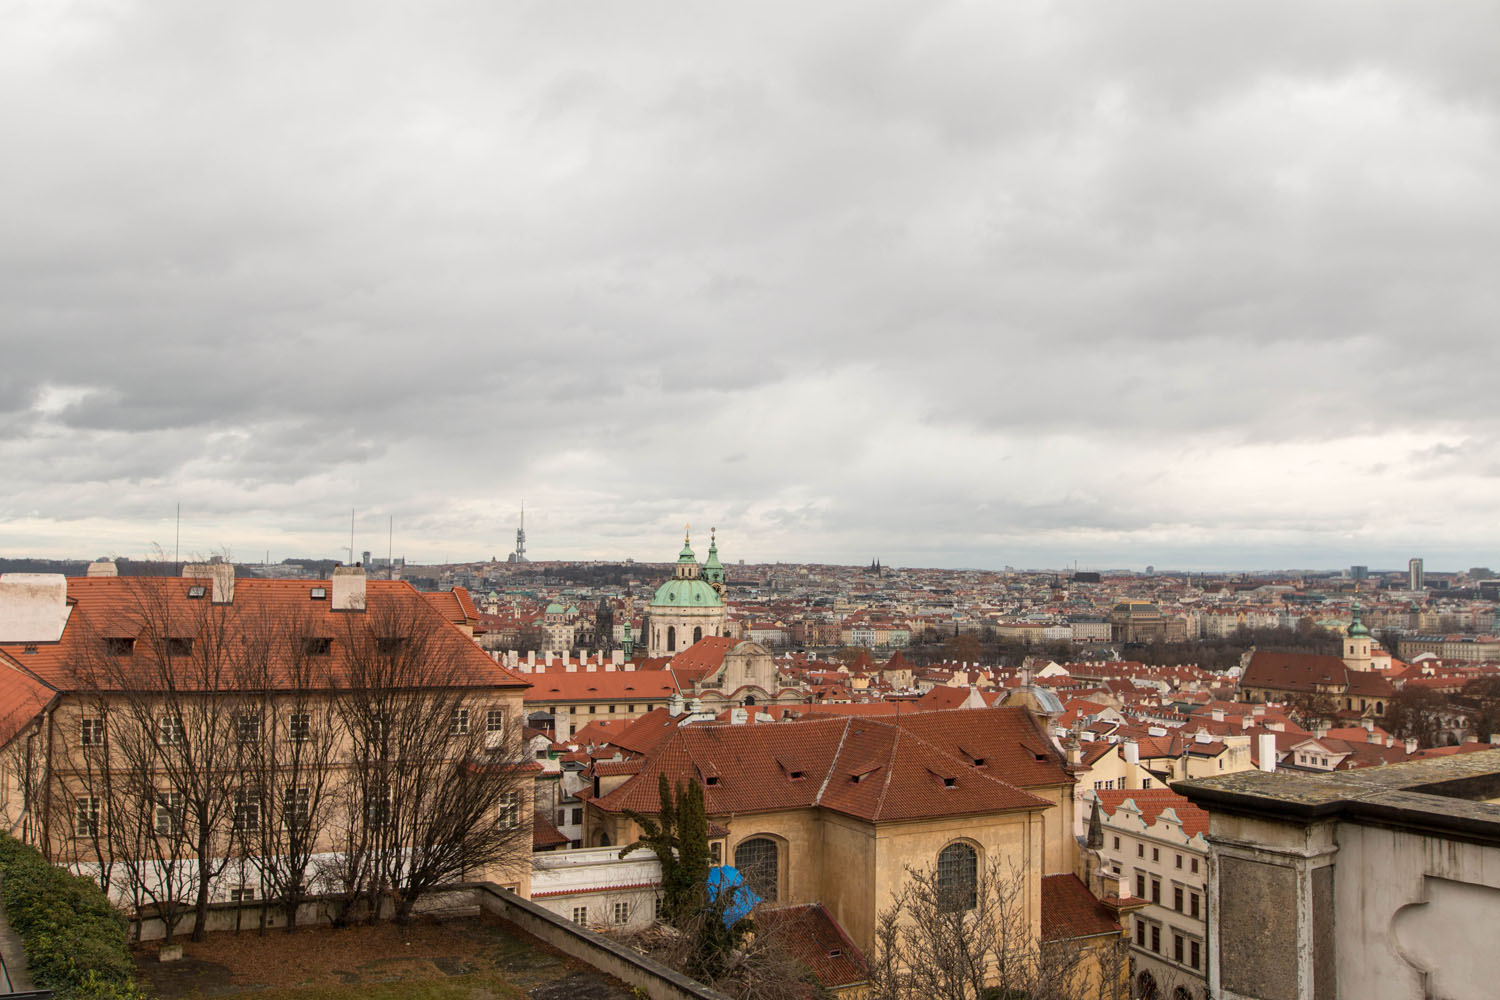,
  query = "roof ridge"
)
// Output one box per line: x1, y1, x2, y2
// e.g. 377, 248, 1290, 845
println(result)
871, 724, 902, 819
813, 717, 855, 806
